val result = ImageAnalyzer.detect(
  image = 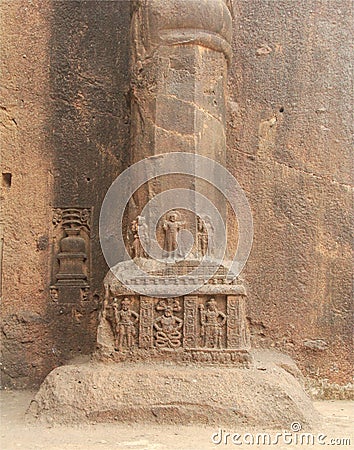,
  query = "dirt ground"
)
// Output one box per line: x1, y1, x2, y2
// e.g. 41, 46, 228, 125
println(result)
0, 390, 353, 450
